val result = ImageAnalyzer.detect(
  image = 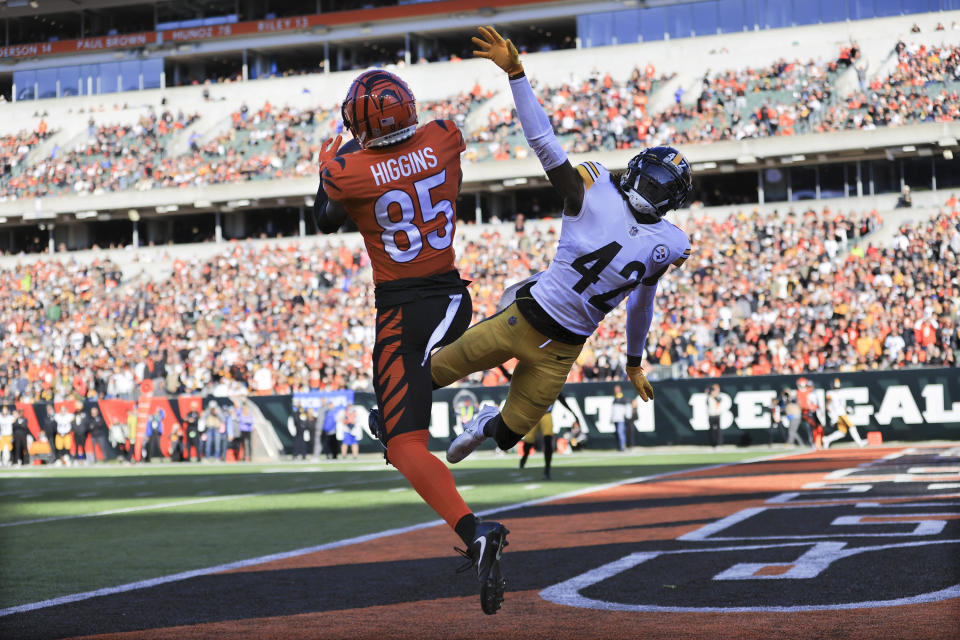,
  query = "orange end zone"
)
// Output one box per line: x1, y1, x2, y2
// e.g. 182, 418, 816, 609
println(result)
60, 447, 960, 640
